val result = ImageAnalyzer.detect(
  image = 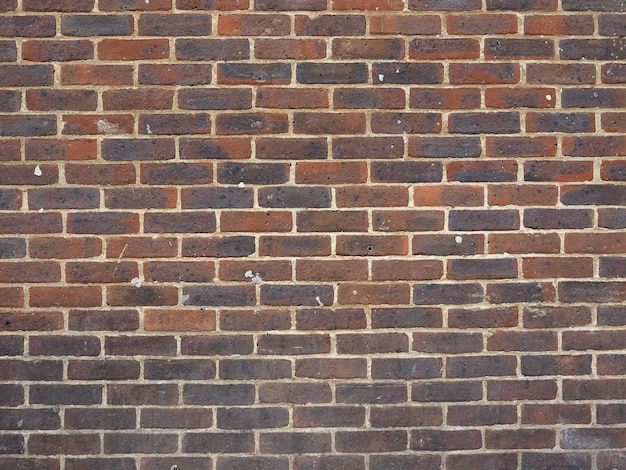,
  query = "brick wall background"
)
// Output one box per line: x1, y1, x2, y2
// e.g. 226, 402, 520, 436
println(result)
1, 0, 626, 468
